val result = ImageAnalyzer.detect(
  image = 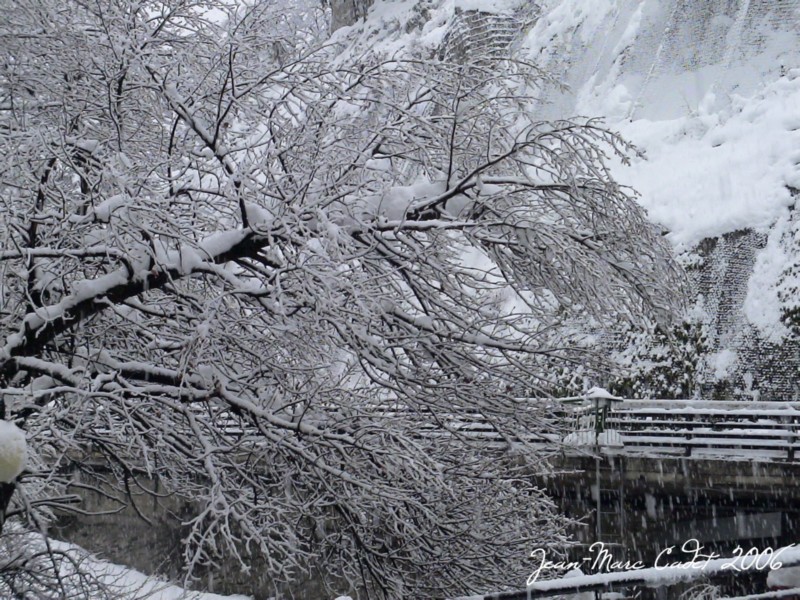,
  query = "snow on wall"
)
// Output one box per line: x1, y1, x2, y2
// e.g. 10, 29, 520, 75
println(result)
692, 226, 800, 401
526, 0, 800, 120
522, 0, 800, 246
